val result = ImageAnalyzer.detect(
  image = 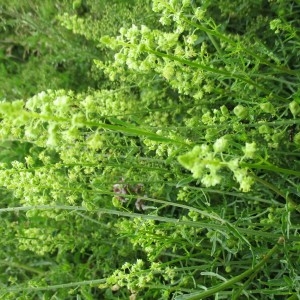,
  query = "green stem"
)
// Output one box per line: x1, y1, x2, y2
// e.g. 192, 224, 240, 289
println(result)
231, 271, 259, 300
146, 47, 270, 95
0, 261, 44, 275
175, 237, 284, 300
181, 15, 297, 77
242, 162, 300, 177
29, 112, 186, 145
251, 174, 300, 213
4, 279, 106, 293
0, 206, 298, 241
